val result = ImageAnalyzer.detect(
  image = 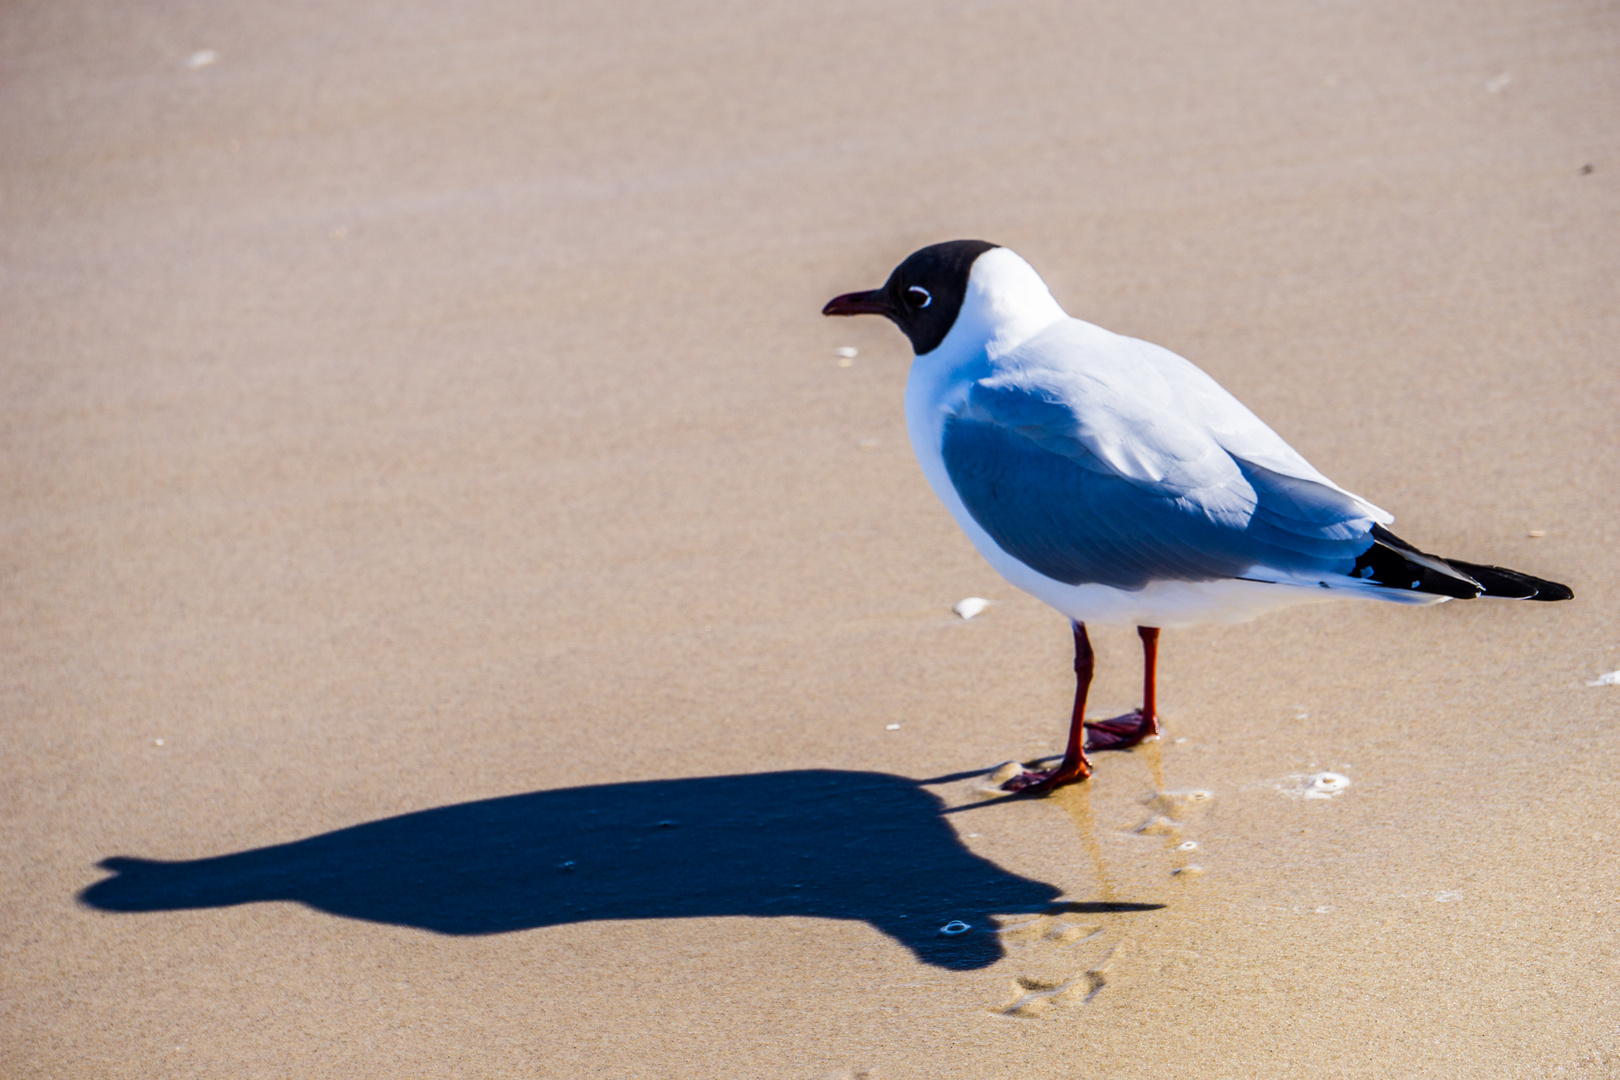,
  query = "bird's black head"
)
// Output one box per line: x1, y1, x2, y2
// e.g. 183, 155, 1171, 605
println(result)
823, 240, 999, 355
